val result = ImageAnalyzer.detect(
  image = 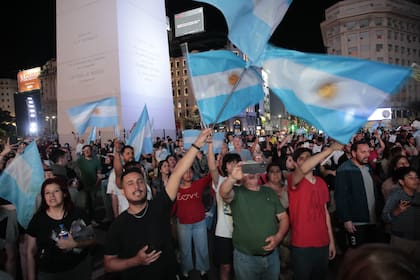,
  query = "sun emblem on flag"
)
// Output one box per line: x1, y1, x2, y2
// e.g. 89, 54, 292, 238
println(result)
317, 83, 337, 99
228, 73, 240, 86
